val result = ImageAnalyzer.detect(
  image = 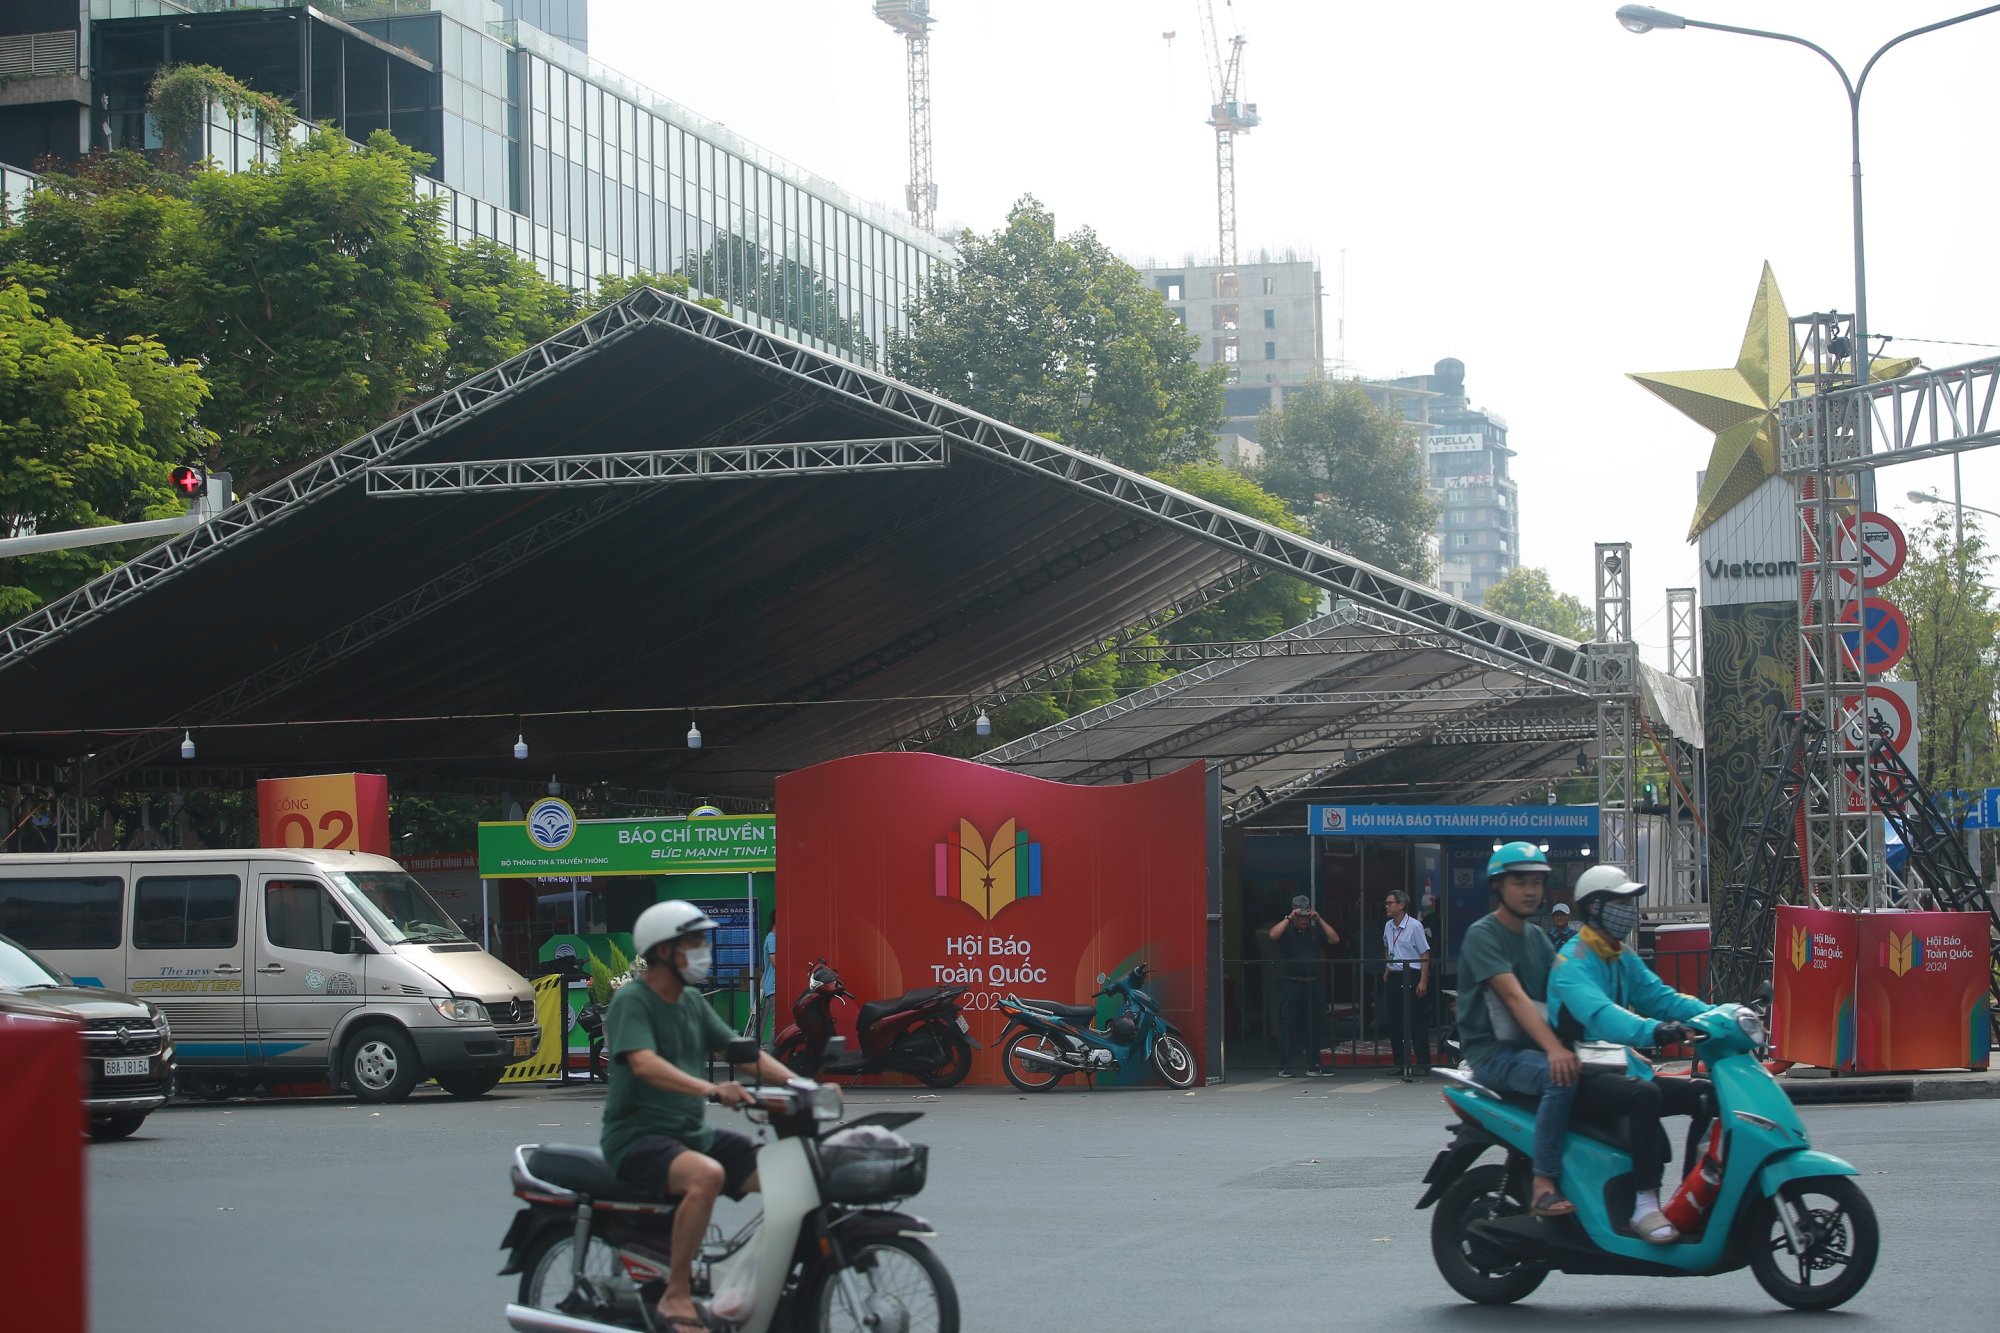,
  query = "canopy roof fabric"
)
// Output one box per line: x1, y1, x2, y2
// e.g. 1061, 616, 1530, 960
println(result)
0, 290, 1590, 804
